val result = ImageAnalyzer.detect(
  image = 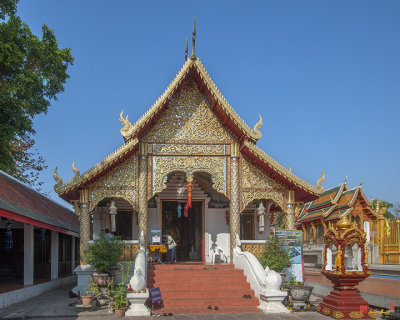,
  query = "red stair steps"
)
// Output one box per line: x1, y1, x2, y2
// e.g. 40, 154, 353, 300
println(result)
147, 264, 261, 314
